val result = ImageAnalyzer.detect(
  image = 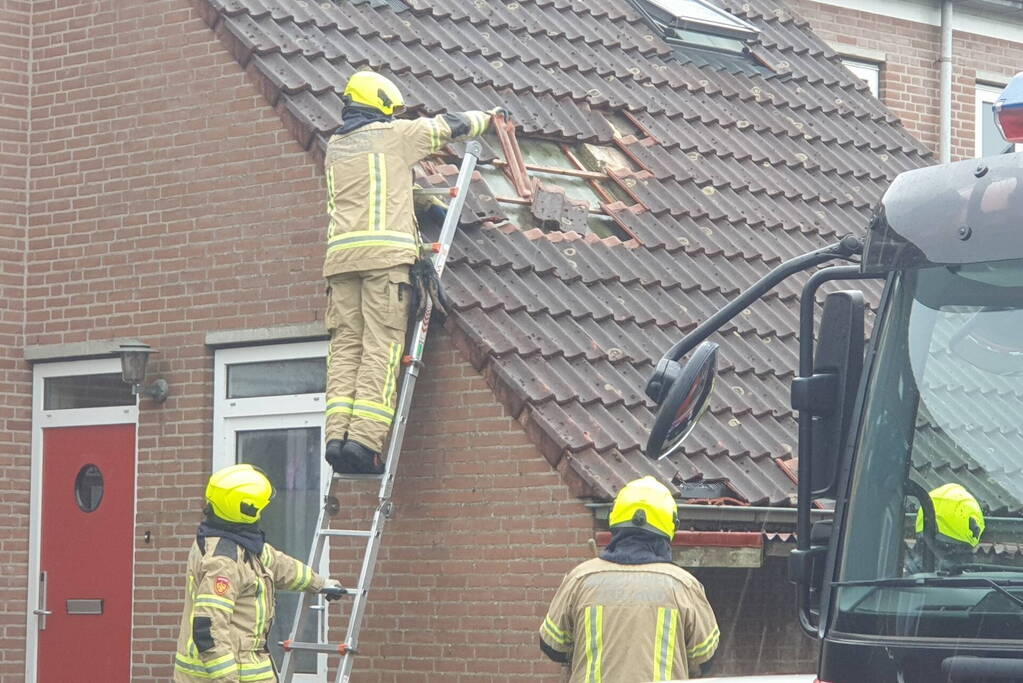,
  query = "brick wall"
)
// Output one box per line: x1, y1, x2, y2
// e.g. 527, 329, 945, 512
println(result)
789, 0, 1023, 162
5, 0, 818, 679
323, 332, 595, 683
22, 0, 328, 679
0, 2, 30, 680
694, 557, 819, 676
